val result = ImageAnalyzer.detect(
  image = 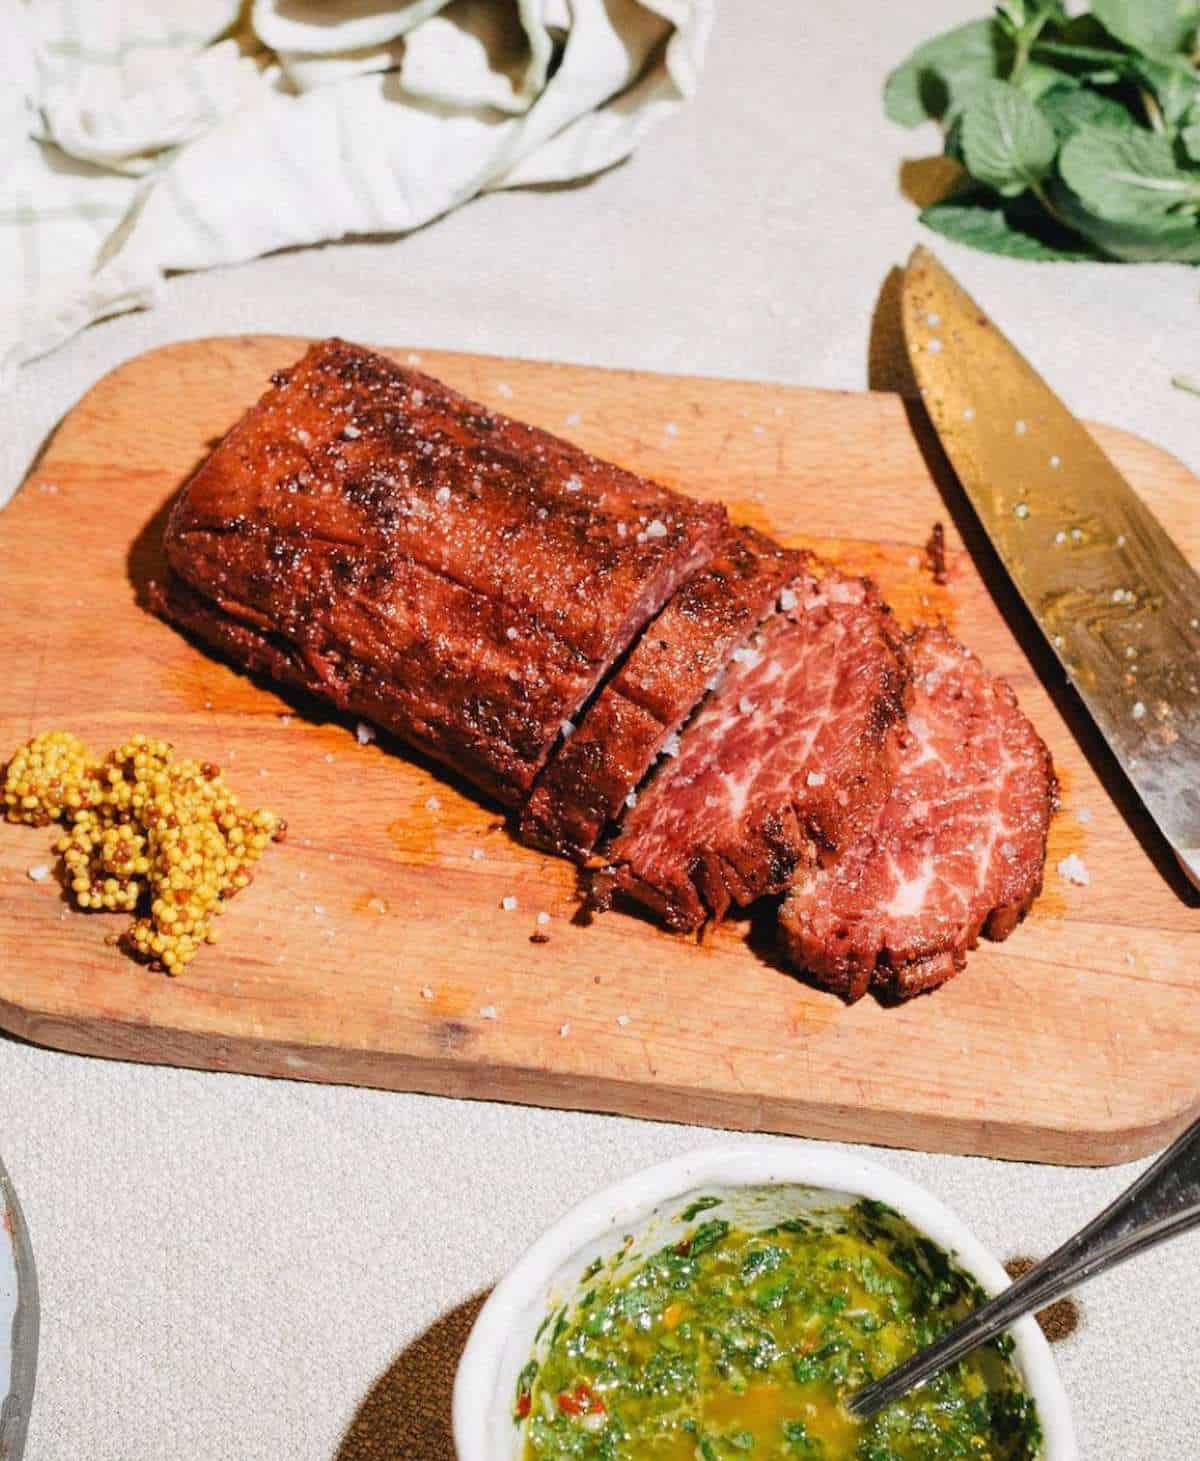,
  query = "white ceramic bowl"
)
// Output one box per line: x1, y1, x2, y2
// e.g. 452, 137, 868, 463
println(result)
454, 1142, 1076, 1460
